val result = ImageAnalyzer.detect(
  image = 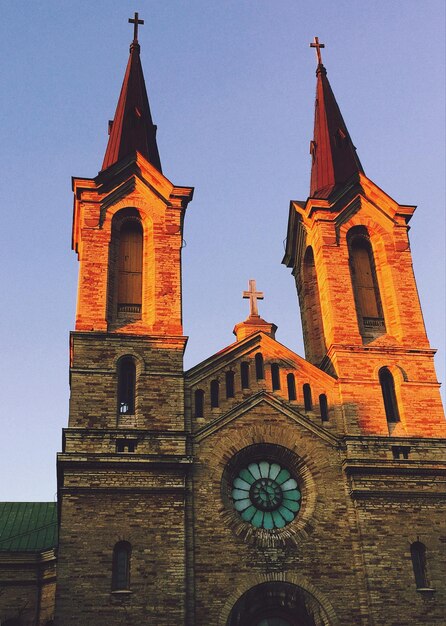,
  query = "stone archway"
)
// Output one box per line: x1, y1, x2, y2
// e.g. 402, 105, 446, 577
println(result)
226, 581, 332, 626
